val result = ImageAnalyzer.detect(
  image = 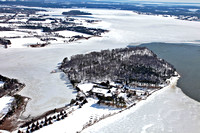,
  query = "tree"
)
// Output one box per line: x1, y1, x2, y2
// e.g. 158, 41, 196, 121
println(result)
60, 47, 175, 88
